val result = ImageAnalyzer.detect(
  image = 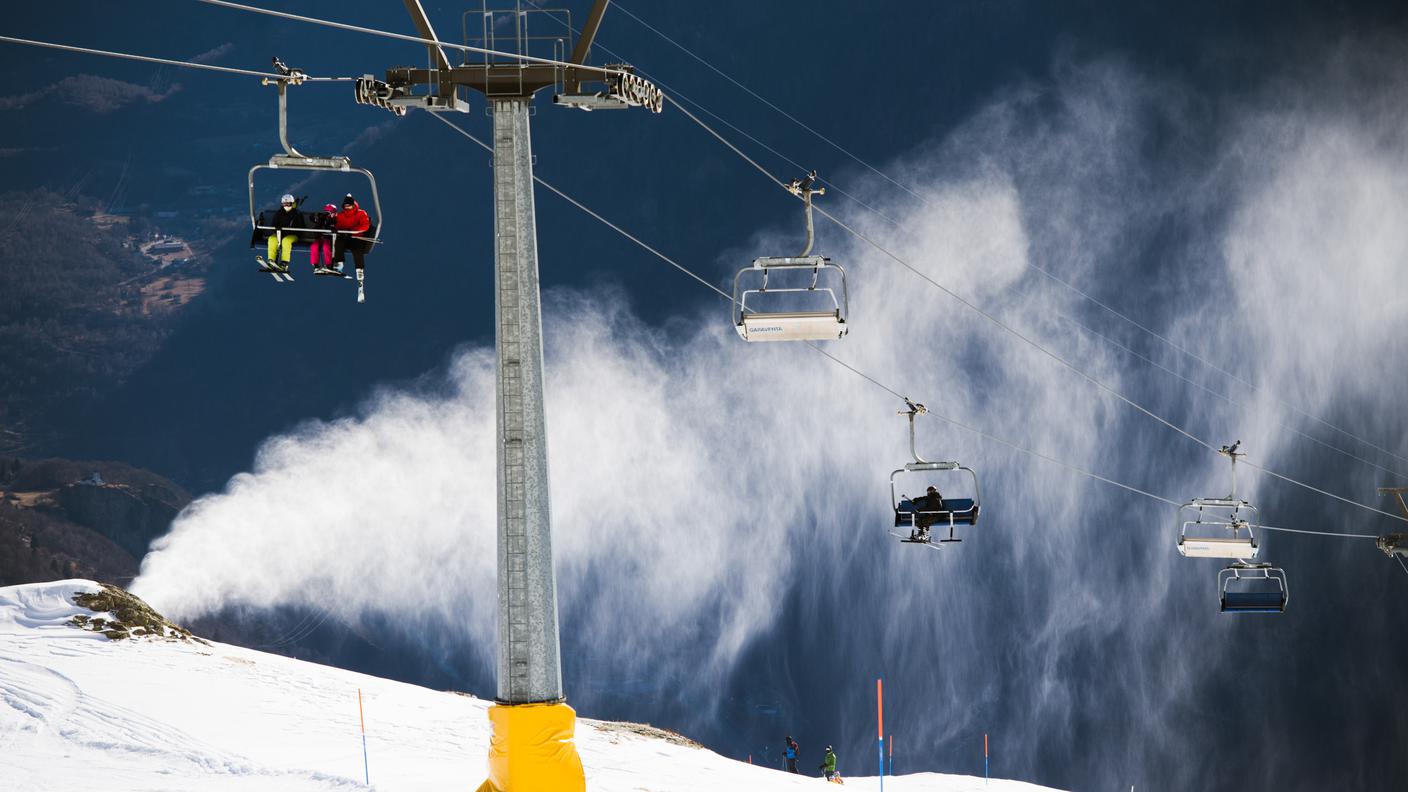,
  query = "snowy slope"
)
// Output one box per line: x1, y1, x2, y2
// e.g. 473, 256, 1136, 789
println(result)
0, 580, 1065, 792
